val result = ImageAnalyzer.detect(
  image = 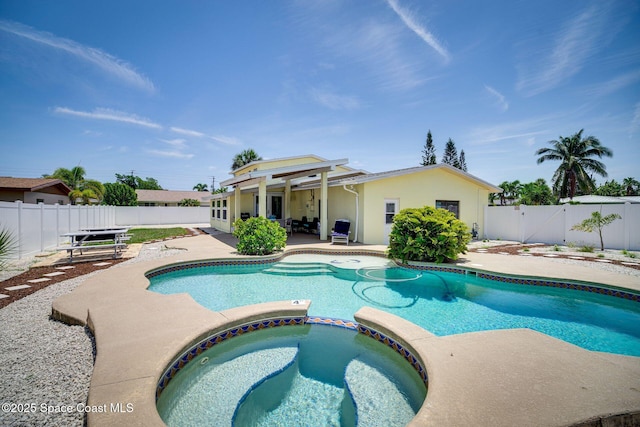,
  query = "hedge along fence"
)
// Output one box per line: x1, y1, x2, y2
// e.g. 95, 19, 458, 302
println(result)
483, 203, 640, 251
